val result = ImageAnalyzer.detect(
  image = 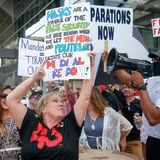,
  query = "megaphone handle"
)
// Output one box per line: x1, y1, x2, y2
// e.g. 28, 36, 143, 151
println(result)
103, 41, 108, 72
